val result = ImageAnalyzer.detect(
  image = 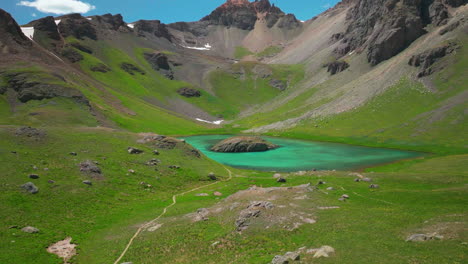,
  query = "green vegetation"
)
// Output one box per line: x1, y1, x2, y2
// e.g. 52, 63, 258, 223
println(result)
234, 46, 253, 59
256, 46, 283, 58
